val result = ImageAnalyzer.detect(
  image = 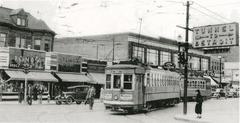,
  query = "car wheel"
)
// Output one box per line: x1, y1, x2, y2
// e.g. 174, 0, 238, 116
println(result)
67, 97, 73, 104
56, 100, 62, 105
76, 101, 82, 104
